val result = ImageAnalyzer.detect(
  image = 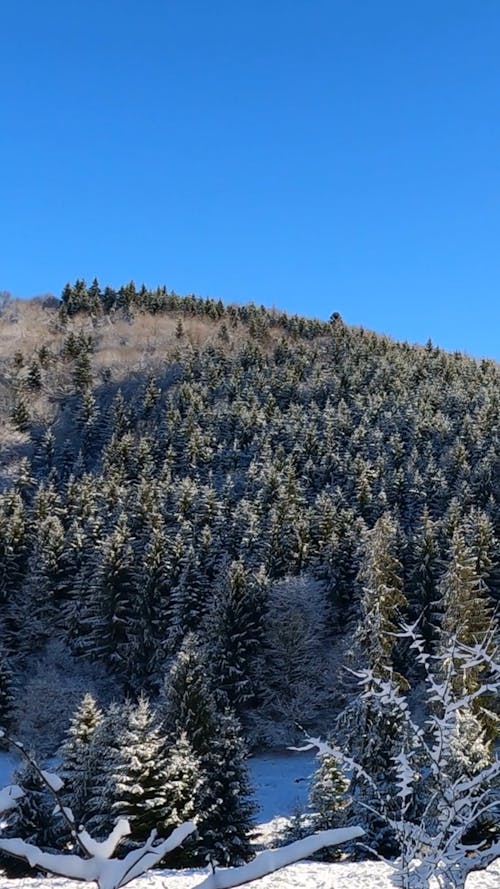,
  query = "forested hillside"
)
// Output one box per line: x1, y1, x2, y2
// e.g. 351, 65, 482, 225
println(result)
0, 282, 498, 720
0, 282, 498, 872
